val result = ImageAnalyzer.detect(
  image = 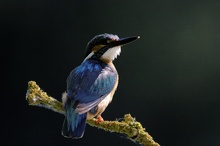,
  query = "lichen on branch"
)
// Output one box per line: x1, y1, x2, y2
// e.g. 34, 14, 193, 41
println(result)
26, 81, 160, 146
